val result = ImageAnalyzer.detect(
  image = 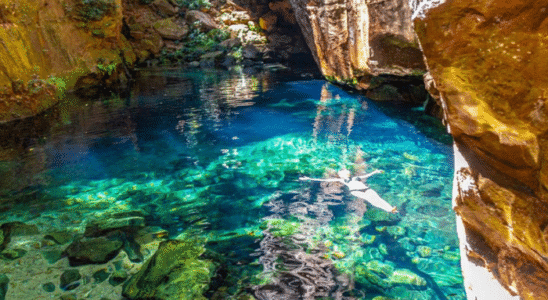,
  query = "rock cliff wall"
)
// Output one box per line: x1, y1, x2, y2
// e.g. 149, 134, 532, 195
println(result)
289, 0, 425, 90
0, 0, 135, 122
412, 1, 548, 299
